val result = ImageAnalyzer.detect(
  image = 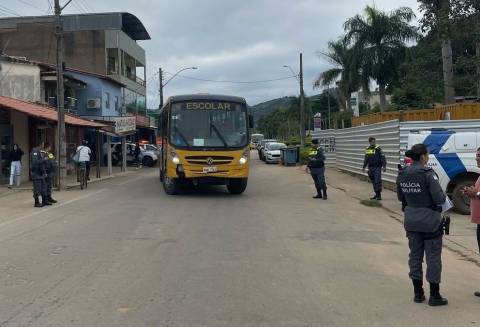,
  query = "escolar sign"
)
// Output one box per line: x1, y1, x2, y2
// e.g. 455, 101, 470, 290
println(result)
185, 102, 232, 110
114, 116, 136, 133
